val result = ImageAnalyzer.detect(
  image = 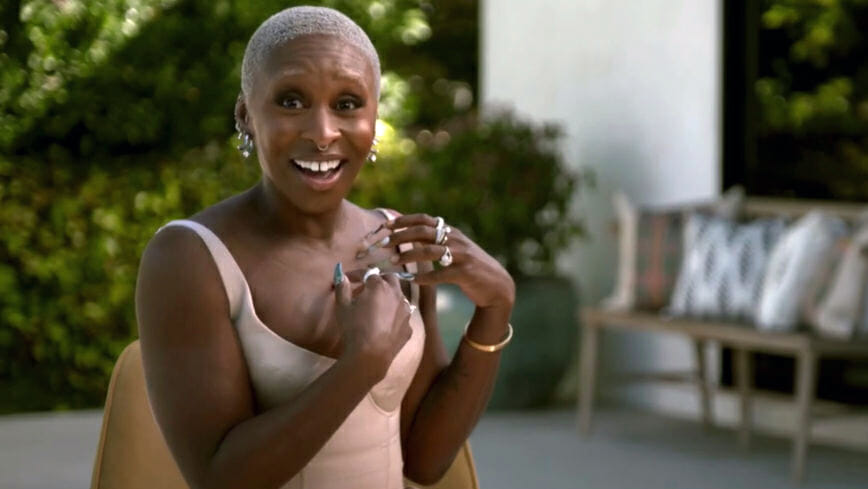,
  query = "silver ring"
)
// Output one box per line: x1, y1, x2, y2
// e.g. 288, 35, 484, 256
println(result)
403, 298, 417, 315
316, 143, 329, 152
434, 218, 448, 245
438, 225, 452, 245
438, 246, 453, 267
363, 267, 381, 282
